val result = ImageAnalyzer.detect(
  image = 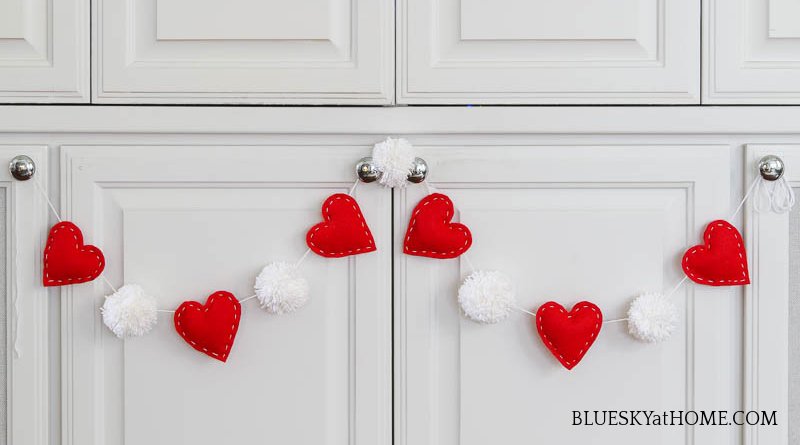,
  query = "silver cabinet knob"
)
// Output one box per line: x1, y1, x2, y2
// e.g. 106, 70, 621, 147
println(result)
9, 155, 35, 181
